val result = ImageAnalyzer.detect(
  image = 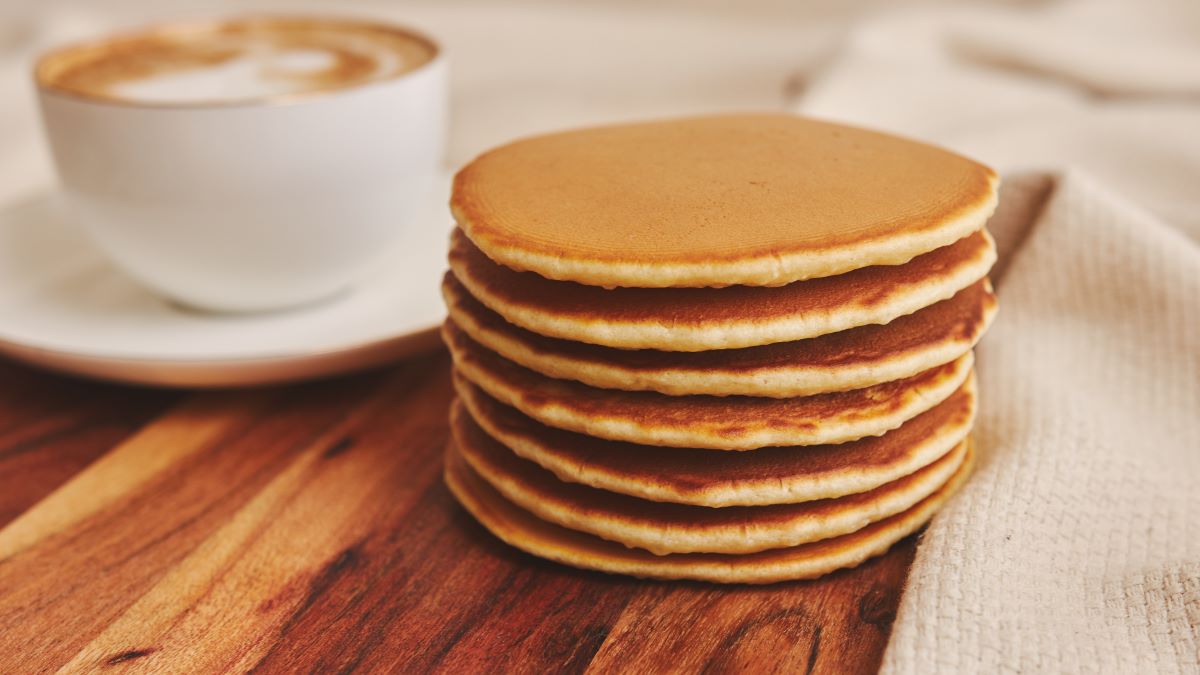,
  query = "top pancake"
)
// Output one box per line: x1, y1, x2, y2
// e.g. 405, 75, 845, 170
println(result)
452, 114, 998, 288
